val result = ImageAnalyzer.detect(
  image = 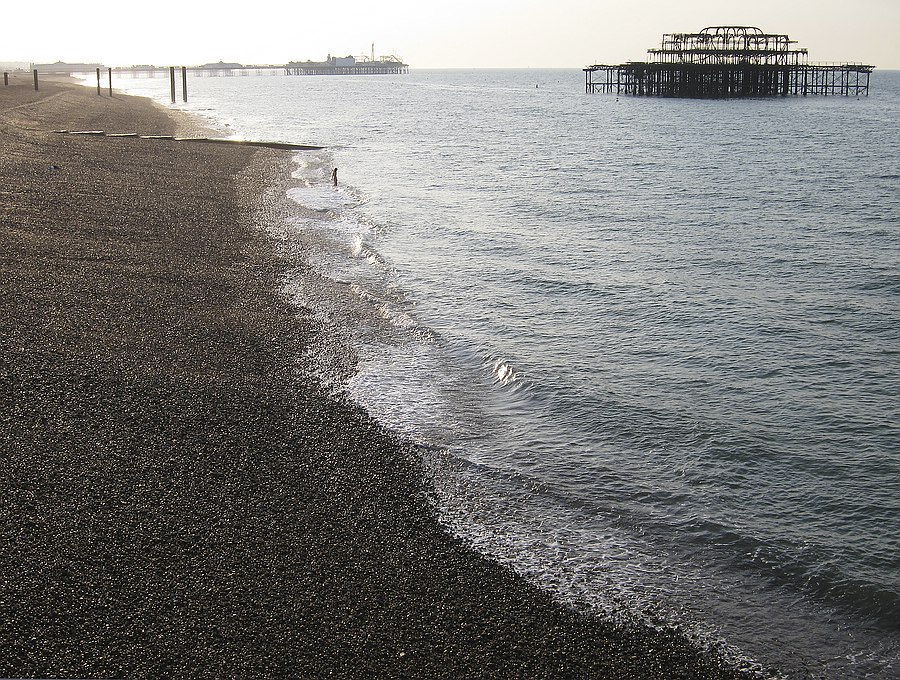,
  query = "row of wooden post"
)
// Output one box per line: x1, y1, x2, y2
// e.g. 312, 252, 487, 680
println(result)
96, 68, 113, 96
3, 68, 188, 103
2, 70, 43, 90
170, 66, 188, 103
95, 66, 187, 101
2, 70, 43, 89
